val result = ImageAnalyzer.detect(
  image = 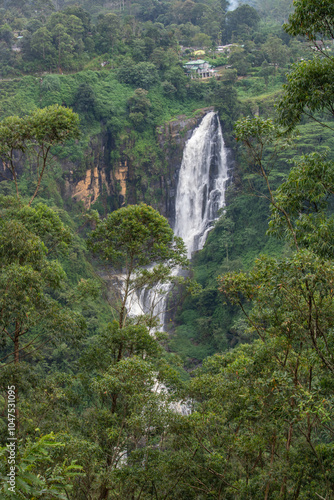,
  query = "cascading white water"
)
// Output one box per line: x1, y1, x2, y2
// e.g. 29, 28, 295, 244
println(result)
124, 112, 230, 415
174, 111, 229, 258
127, 111, 229, 330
